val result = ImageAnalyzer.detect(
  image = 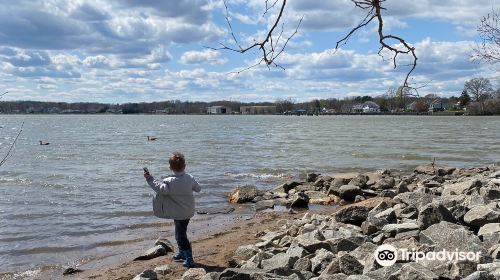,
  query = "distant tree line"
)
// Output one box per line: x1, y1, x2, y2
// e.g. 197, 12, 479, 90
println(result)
1, 78, 499, 115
